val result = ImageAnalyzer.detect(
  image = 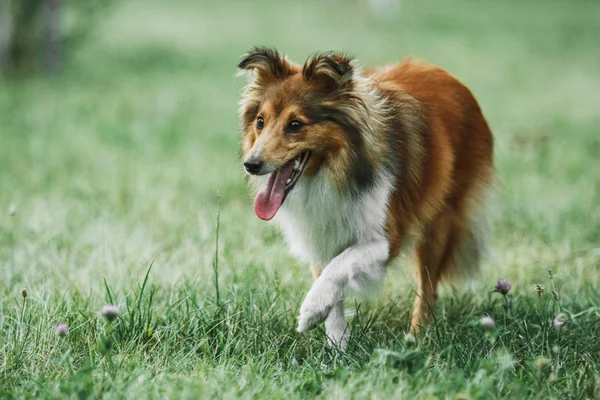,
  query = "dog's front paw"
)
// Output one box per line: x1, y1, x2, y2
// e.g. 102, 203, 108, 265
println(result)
297, 279, 341, 333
